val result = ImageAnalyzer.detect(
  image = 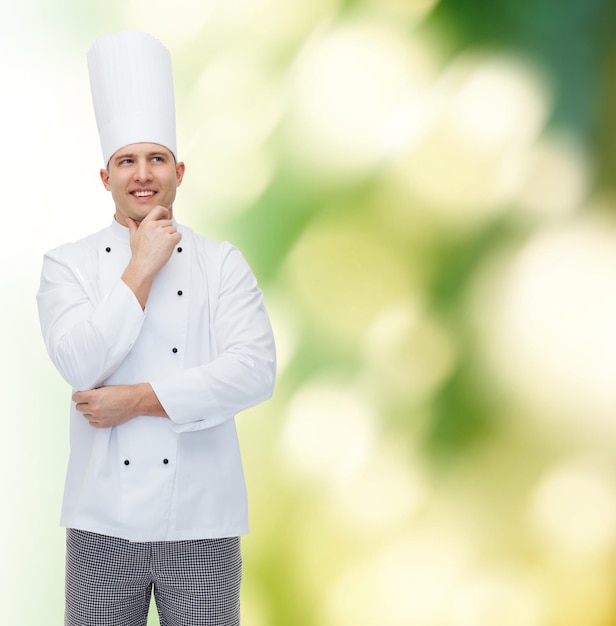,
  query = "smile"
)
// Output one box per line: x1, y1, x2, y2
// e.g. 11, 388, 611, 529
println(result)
132, 190, 156, 197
